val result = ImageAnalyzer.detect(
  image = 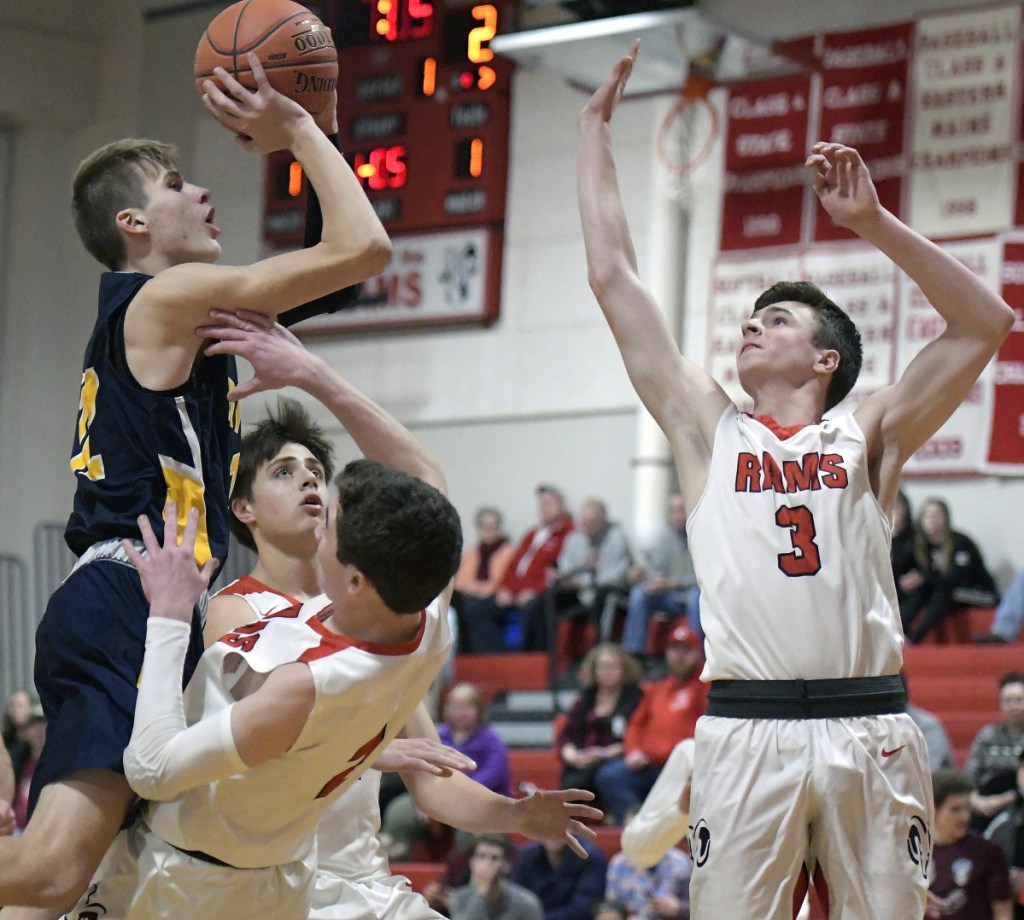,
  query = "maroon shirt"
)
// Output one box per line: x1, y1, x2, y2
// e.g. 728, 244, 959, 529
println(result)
930, 832, 1012, 920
